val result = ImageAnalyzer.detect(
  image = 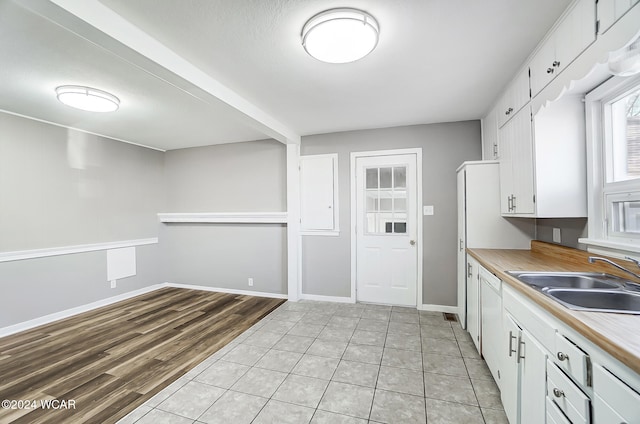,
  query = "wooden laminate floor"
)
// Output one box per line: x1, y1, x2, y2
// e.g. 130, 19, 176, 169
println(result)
0, 287, 285, 424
